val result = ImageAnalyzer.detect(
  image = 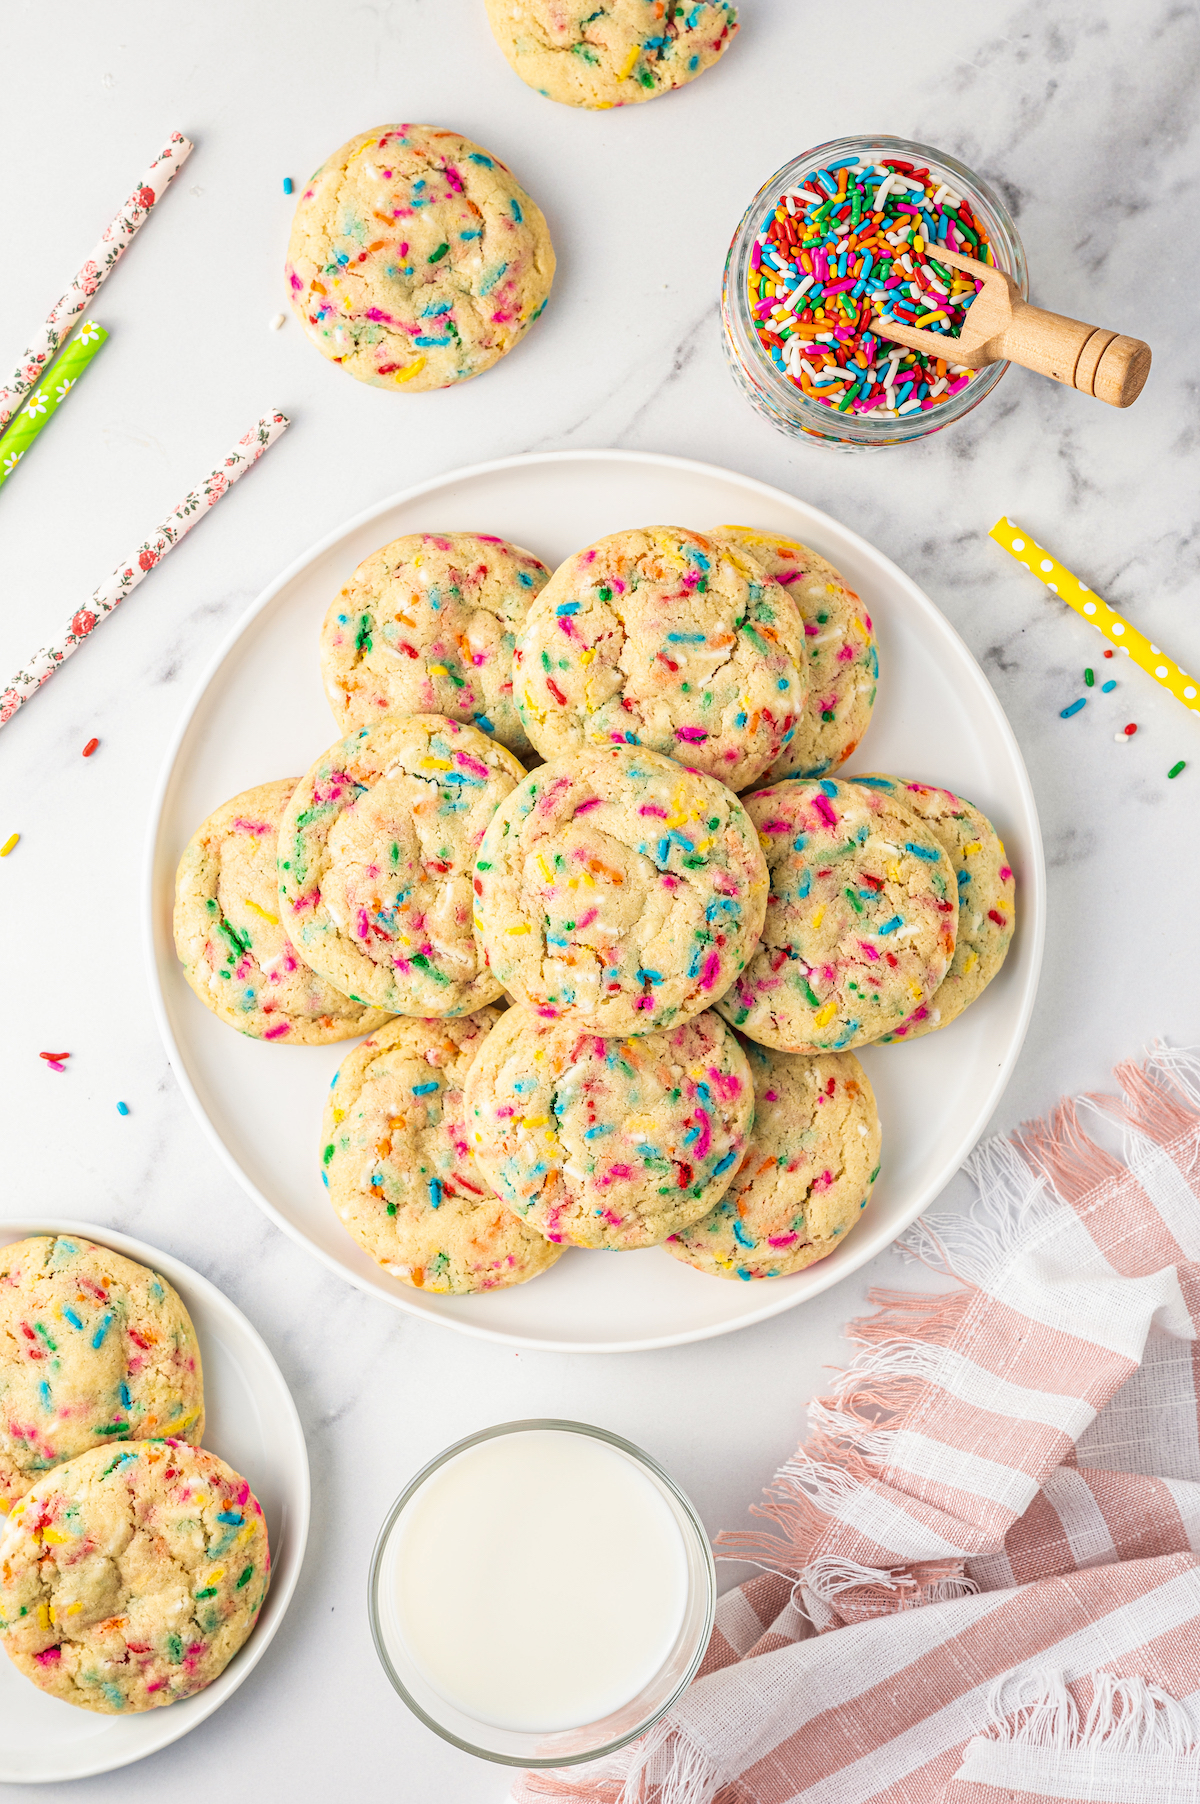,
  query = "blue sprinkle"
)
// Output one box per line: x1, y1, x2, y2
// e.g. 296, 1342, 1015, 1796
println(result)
460, 229, 482, 240
92, 1313, 113, 1350
370, 1174, 383, 1186
666, 632, 706, 644
322, 1171, 328, 1187
116, 1101, 129, 1116
793, 833, 808, 850
735, 711, 747, 727
712, 1149, 738, 1177
283, 176, 294, 195
1060, 697, 1087, 718
556, 602, 580, 615
468, 153, 494, 167
638, 969, 663, 984
1101, 680, 1117, 693
904, 842, 941, 862
732, 1217, 754, 1248
63, 1306, 83, 1330
878, 915, 903, 935
777, 678, 790, 691
683, 1123, 701, 1147
510, 198, 523, 222
411, 1081, 439, 1096
119, 1383, 132, 1408
429, 1179, 442, 1210
217, 1510, 243, 1526
413, 334, 452, 348
819, 779, 839, 797
473, 712, 495, 732
584, 1124, 612, 1139
797, 870, 811, 898
39, 1380, 51, 1408
853, 776, 892, 790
